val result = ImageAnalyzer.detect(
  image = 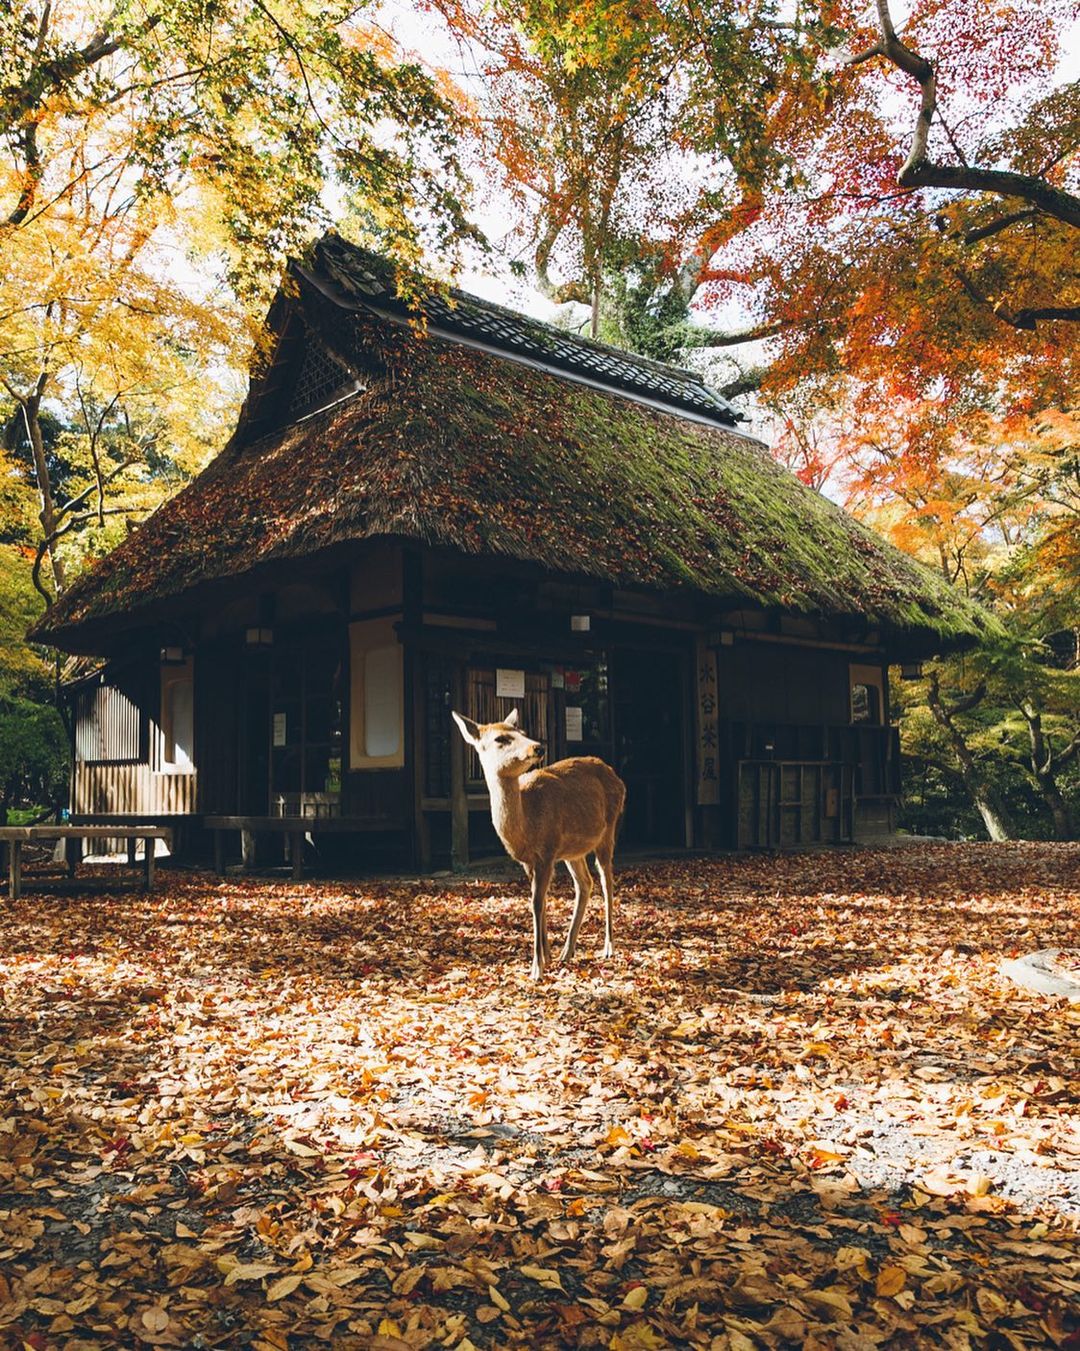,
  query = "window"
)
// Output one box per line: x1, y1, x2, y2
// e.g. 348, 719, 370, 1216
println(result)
349, 618, 404, 768
465, 668, 549, 783
849, 663, 885, 724
287, 342, 357, 421
74, 683, 141, 762
161, 661, 195, 770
